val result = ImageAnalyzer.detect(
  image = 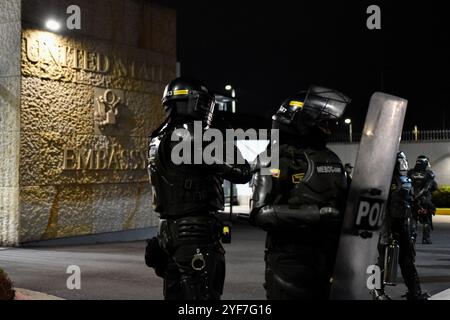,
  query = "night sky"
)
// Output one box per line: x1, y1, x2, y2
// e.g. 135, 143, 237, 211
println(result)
158, 0, 450, 133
